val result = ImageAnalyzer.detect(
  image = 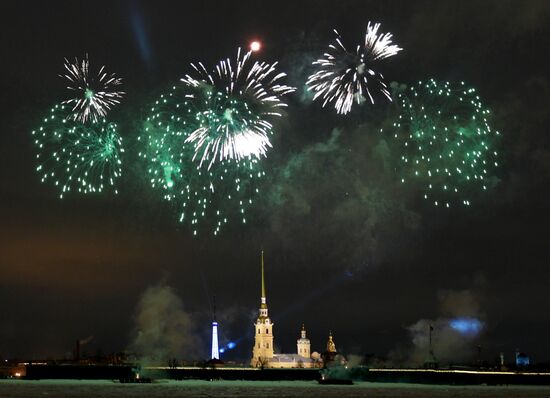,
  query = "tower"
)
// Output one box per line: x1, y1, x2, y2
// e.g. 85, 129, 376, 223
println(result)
251, 250, 274, 367
211, 320, 219, 360
424, 324, 438, 369
321, 330, 338, 365
211, 297, 219, 360
326, 331, 337, 353
297, 324, 311, 358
